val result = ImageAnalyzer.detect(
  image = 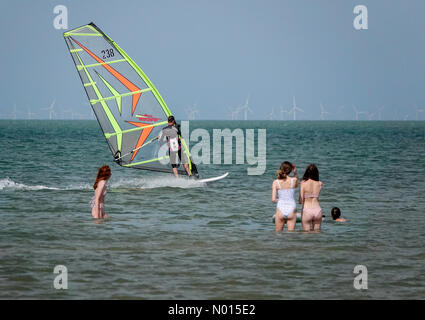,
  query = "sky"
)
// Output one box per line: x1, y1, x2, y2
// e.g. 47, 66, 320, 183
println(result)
1, 0, 425, 120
